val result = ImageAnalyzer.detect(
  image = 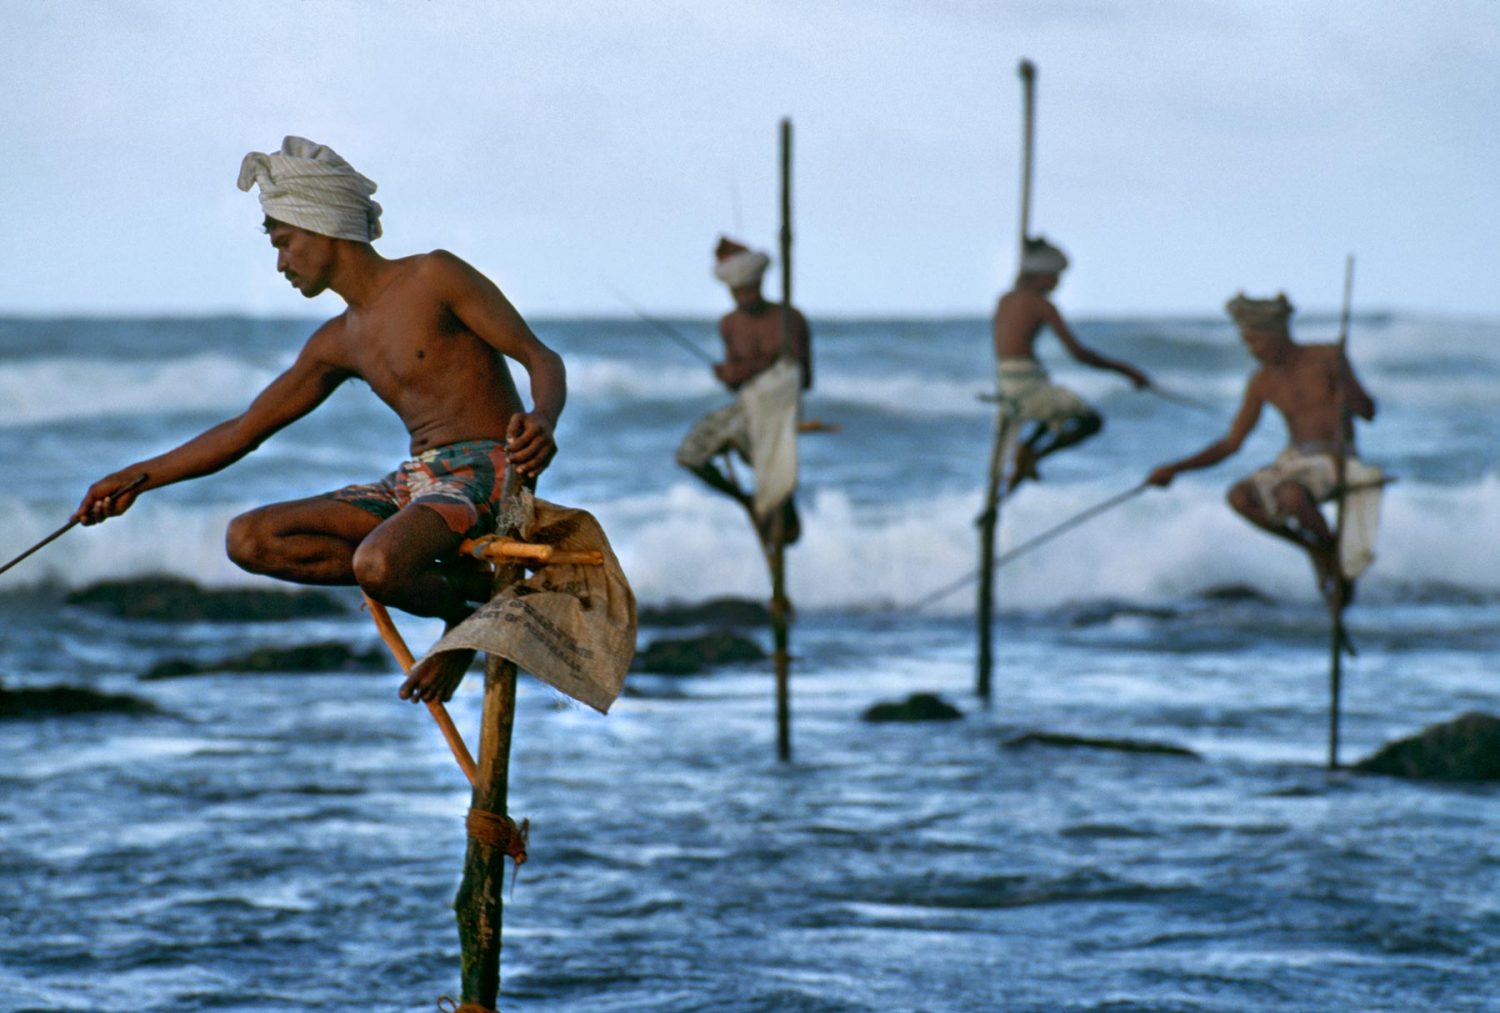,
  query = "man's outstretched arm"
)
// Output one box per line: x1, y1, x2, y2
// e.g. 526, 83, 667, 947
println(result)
75, 328, 351, 524
1147, 381, 1264, 487
430, 251, 566, 478
1044, 301, 1150, 389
